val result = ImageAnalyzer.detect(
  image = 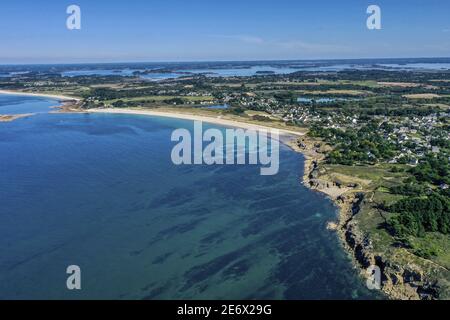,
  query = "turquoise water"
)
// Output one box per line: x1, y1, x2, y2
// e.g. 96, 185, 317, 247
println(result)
0, 95, 378, 300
